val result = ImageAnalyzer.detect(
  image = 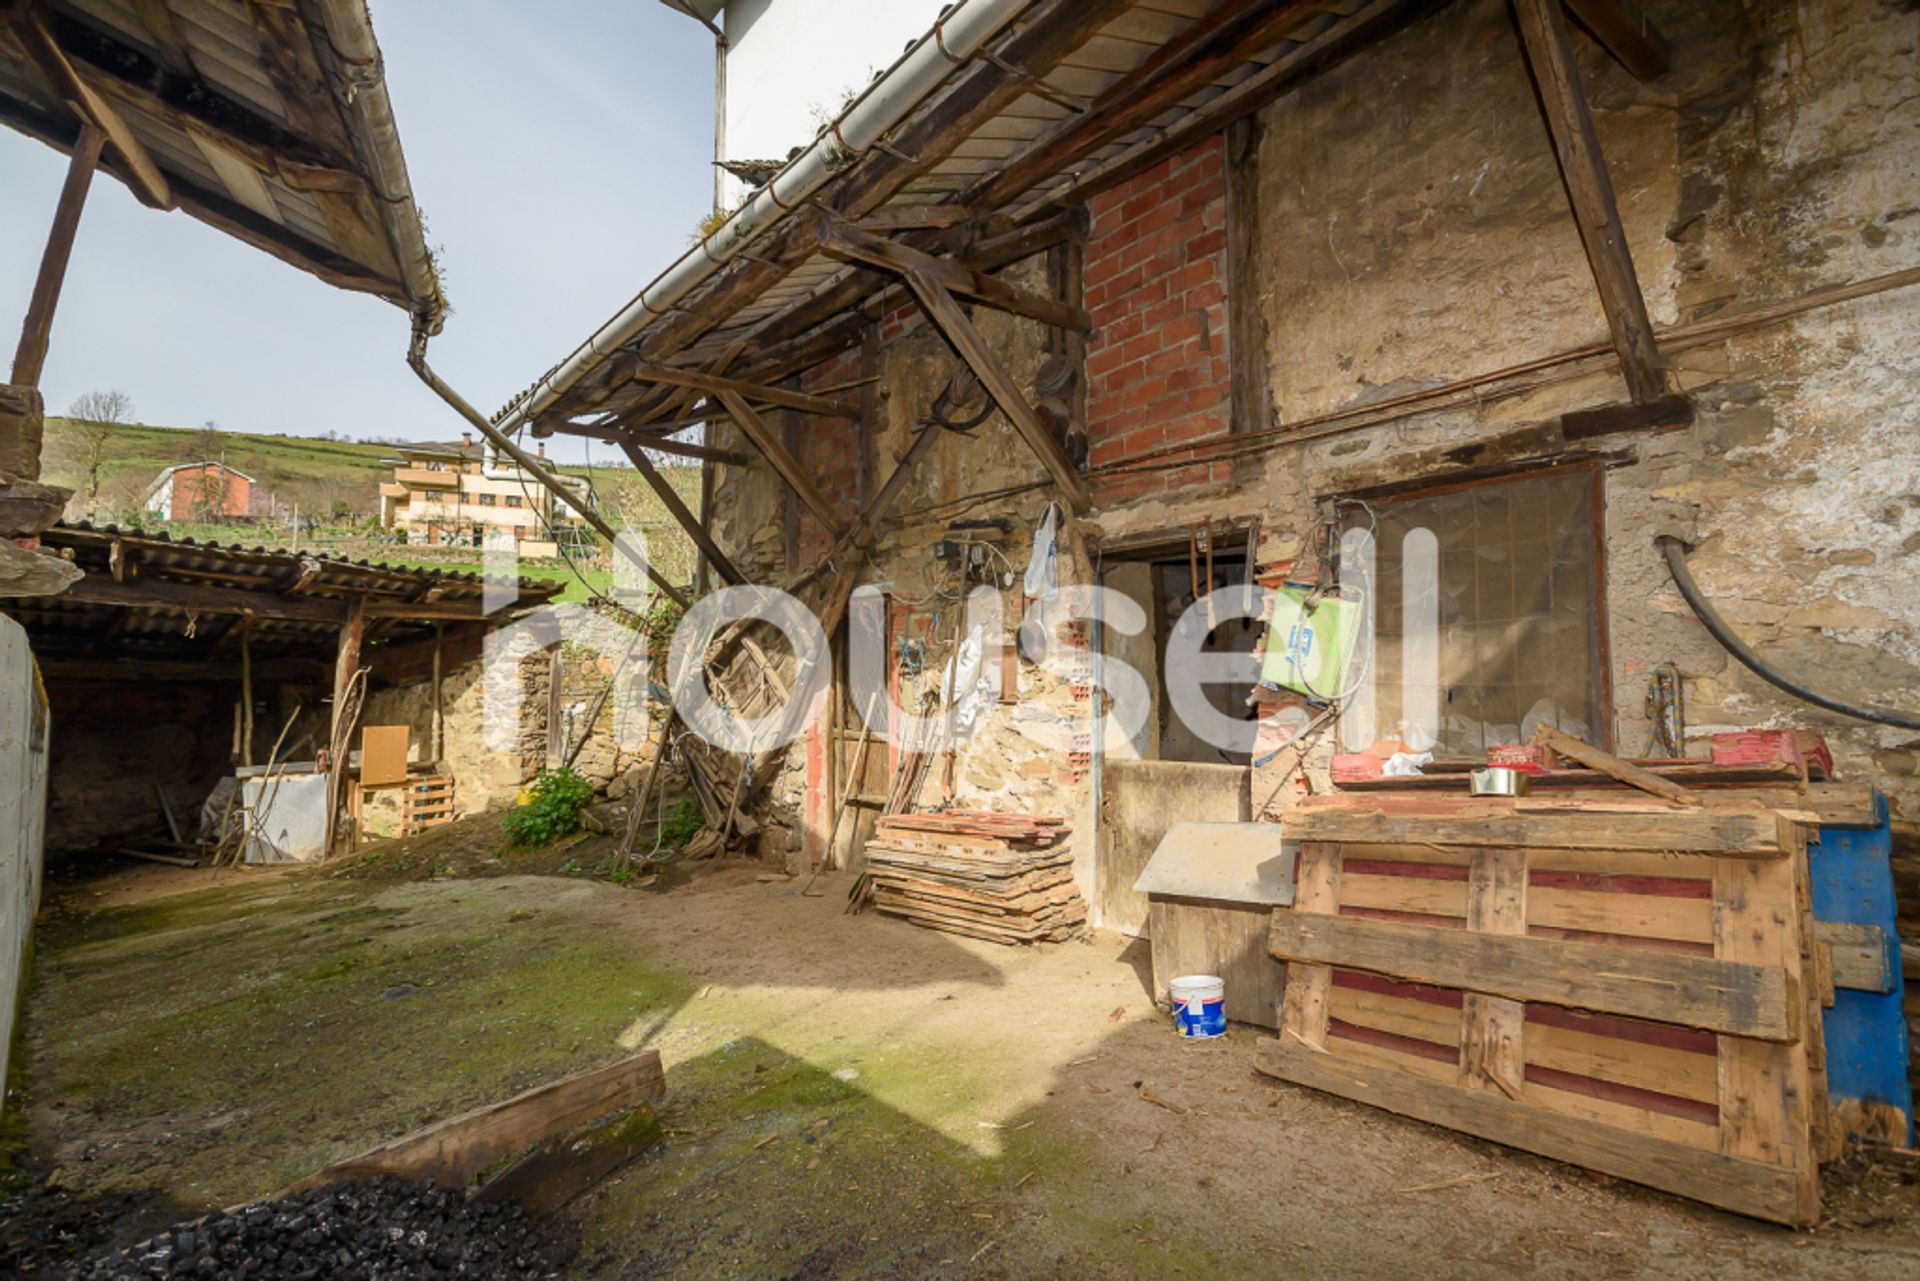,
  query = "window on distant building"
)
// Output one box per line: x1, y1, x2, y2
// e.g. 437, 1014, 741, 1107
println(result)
1340, 466, 1607, 756
505, 495, 522, 508
478, 493, 496, 507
